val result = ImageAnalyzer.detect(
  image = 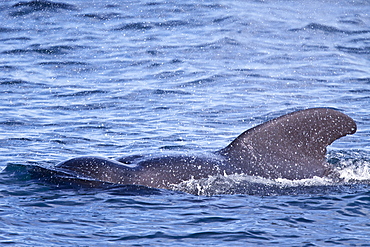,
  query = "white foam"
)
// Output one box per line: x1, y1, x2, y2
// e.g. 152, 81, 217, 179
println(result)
171, 159, 370, 195
337, 159, 370, 182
